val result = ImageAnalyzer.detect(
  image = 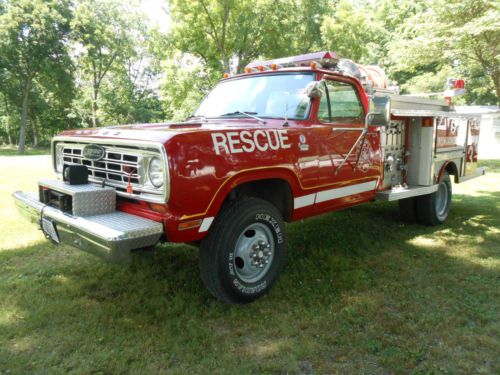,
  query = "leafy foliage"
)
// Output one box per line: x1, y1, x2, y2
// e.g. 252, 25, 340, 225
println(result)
387, 0, 500, 103
0, 0, 73, 152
